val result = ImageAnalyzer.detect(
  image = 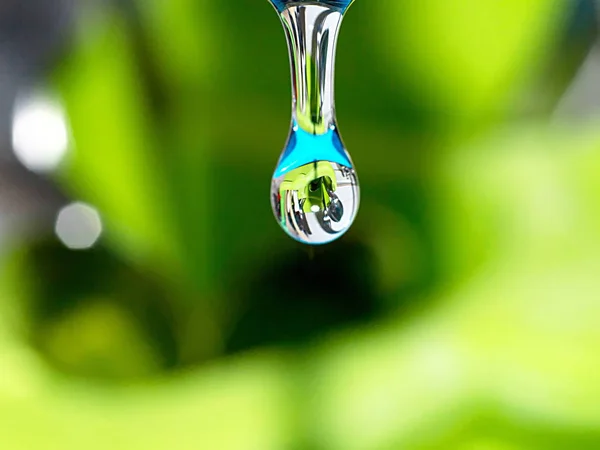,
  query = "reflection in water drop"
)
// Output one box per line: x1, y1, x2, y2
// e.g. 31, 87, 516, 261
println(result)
269, 1, 359, 245
271, 125, 359, 244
